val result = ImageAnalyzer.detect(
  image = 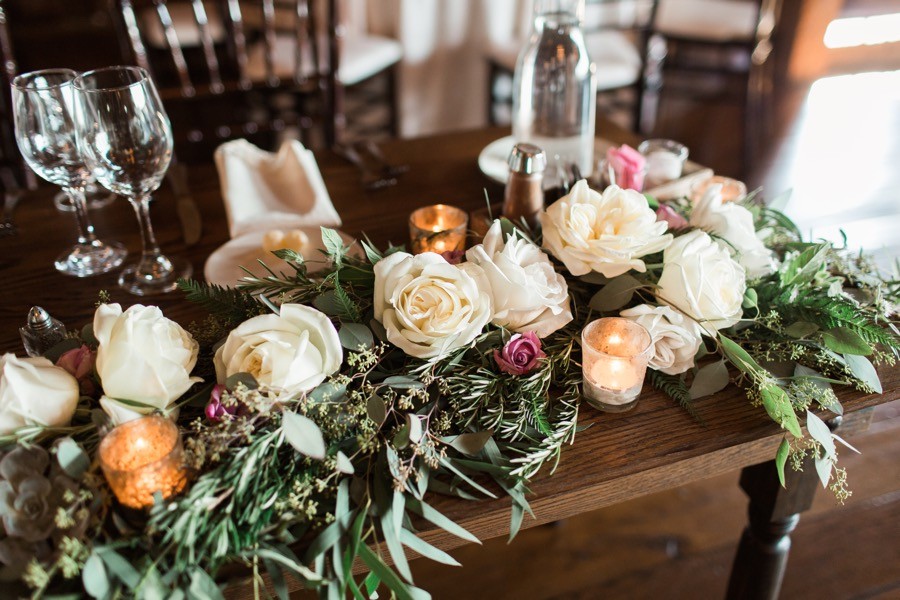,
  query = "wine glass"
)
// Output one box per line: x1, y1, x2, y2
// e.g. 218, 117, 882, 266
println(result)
11, 69, 127, 276
73, 66, 191, 295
